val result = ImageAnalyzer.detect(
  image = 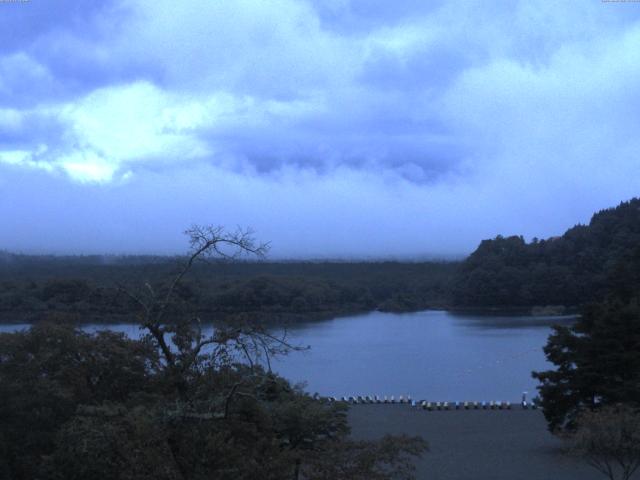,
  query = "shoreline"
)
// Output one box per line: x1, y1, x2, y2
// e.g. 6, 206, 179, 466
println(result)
0, 304, 580, 325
